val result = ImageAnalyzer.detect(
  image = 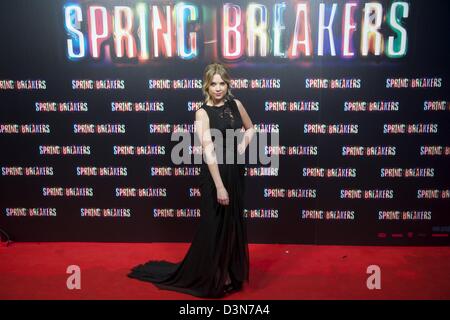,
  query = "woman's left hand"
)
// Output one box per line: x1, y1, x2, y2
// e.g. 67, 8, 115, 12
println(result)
237, 142, 246, 155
